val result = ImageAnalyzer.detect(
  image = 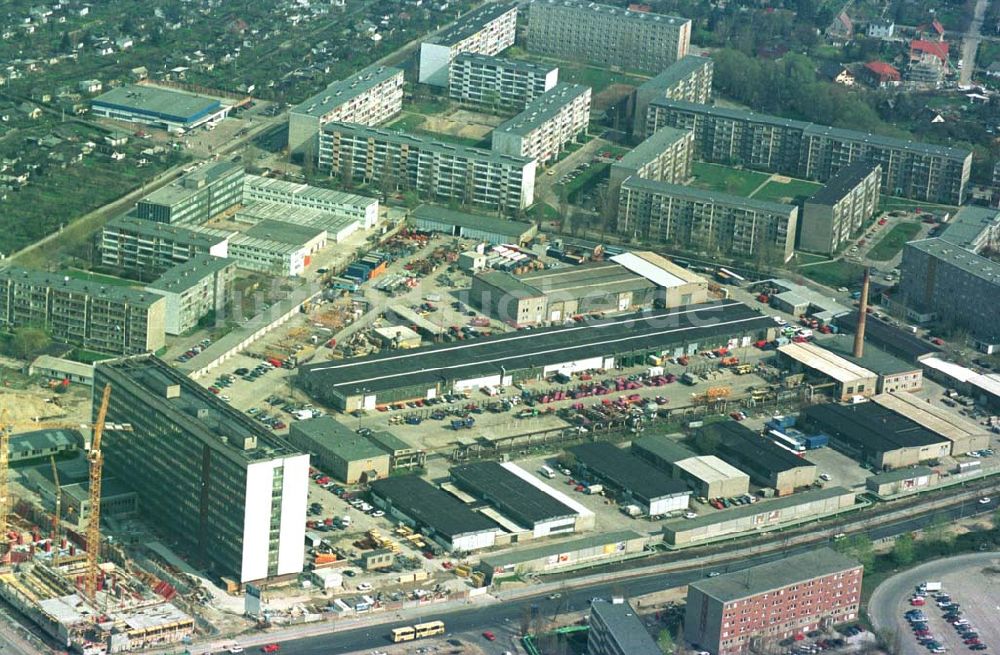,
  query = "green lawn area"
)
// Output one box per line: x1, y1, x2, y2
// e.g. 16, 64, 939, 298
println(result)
750, 178, 823, 204
689, 162, 772, 197
867, 222, 923, 261
386, 112, 427, 132
528, 202, 560, 225
879, 196, 958, 216
65, 268, 138, 287
798, 260, 867, 289
504, 48, 647, 93
560, 162, 610, 202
